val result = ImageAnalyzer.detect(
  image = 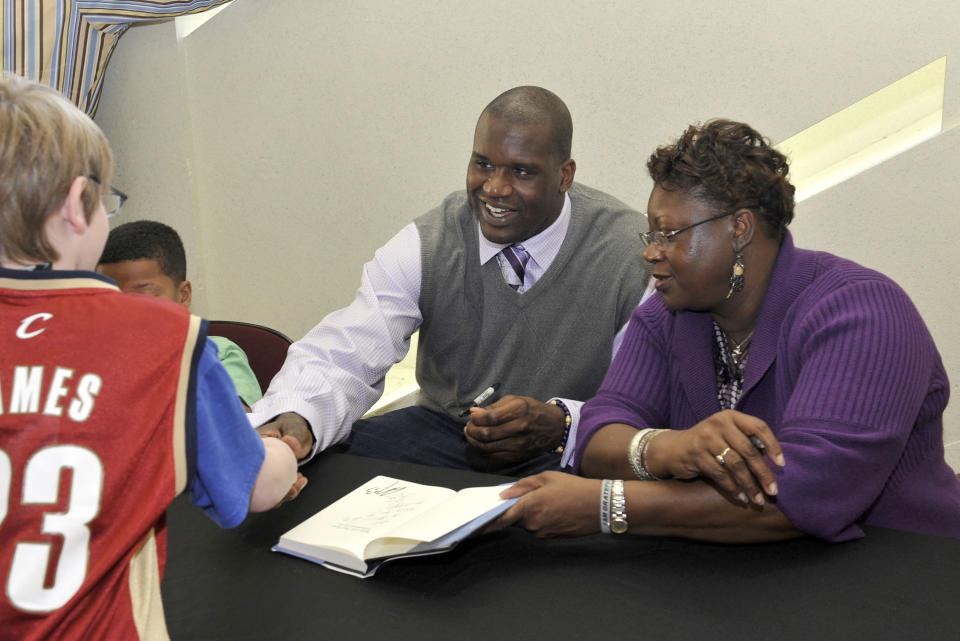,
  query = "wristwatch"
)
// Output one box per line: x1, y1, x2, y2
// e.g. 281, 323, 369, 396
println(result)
609, 480, 629, 534
599, 479, 613, 534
